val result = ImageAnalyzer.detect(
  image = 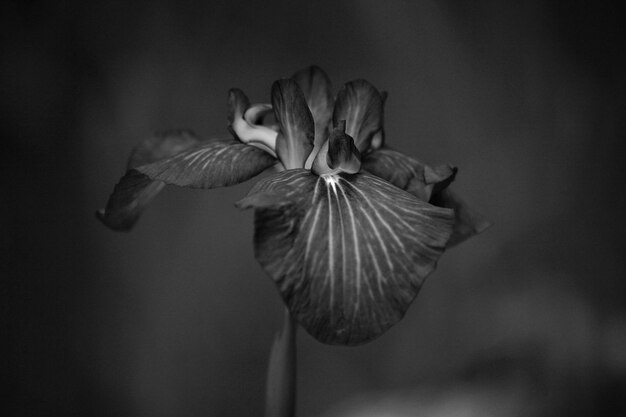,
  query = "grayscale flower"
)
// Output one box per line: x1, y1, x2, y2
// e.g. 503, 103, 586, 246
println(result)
98, 66, 488, 345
